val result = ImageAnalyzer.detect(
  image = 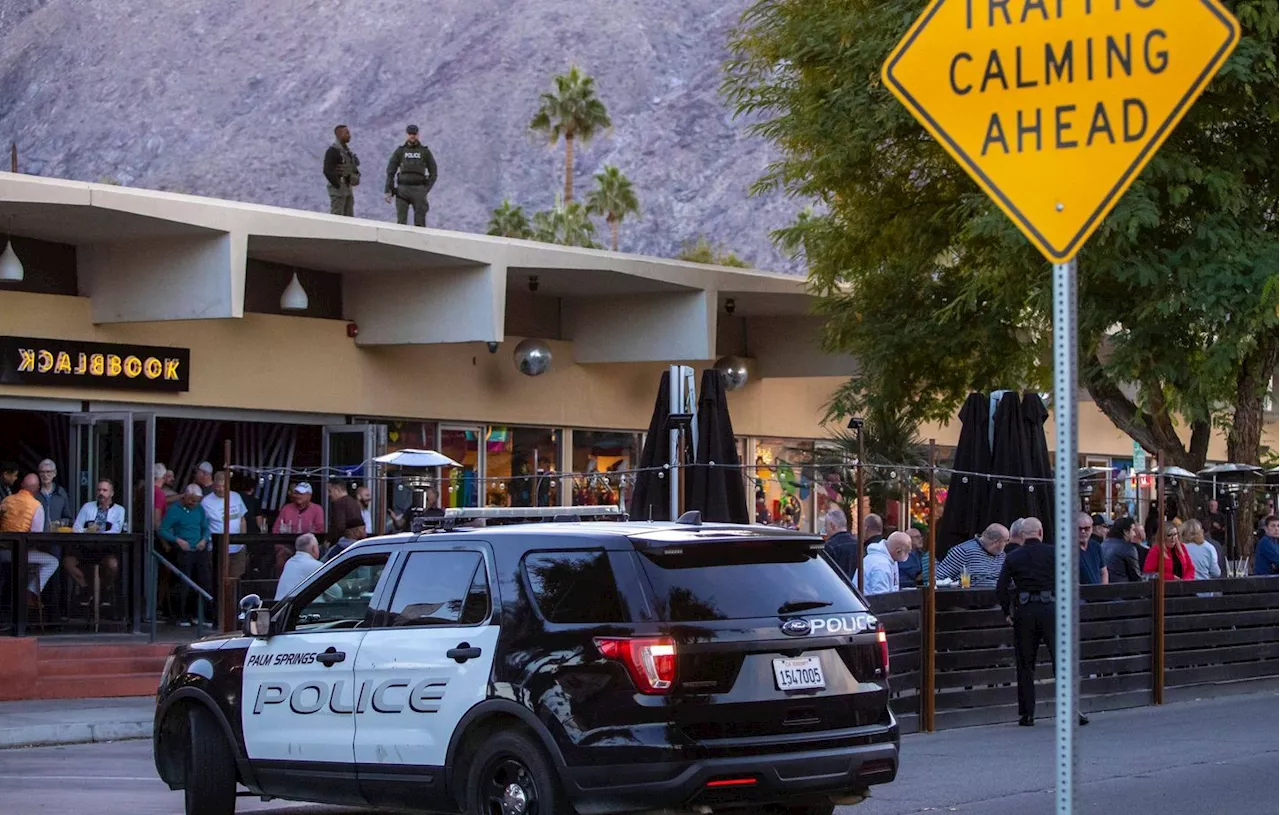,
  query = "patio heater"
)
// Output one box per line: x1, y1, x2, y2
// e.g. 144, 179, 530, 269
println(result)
1076, 466, 1109, 514
1198, 463, 1263, 563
